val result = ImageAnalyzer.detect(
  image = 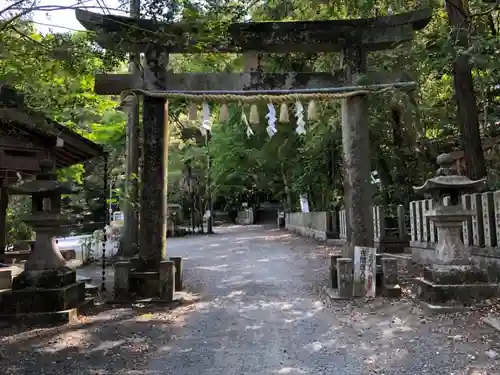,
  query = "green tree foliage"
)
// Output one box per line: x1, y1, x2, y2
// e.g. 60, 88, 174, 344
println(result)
0, 20, 124, 241
3, 0, 500, 243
